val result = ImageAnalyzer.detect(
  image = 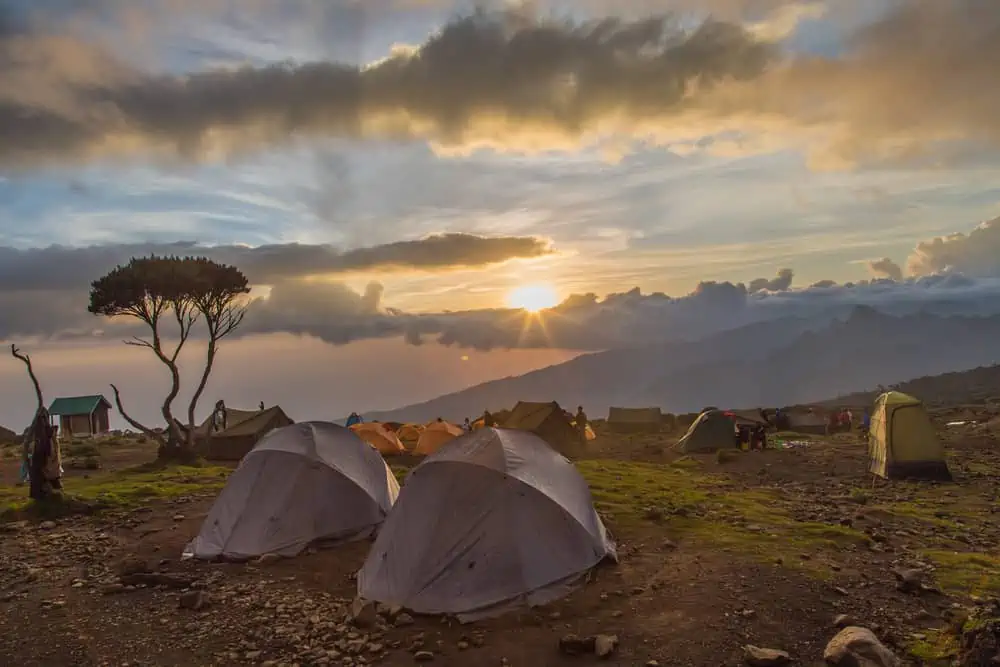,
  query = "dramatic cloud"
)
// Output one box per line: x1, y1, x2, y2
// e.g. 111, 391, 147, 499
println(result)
906, 217, 1000, 278
0, 233, 552, 290
867, 257, 903, 281
3, 2, 999, 169
749, 268, 793, 293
